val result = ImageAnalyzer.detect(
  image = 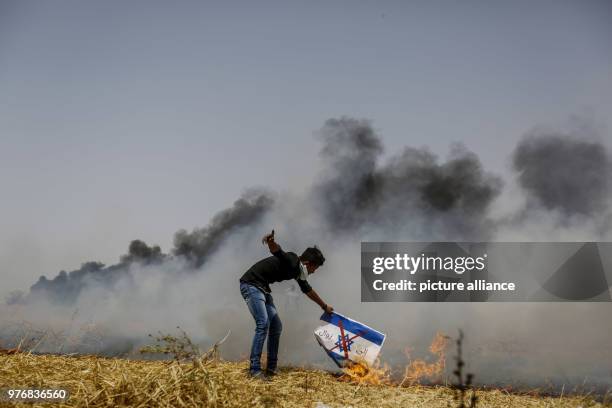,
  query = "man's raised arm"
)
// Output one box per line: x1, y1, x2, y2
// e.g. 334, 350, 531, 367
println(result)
262, 230, 280, 253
